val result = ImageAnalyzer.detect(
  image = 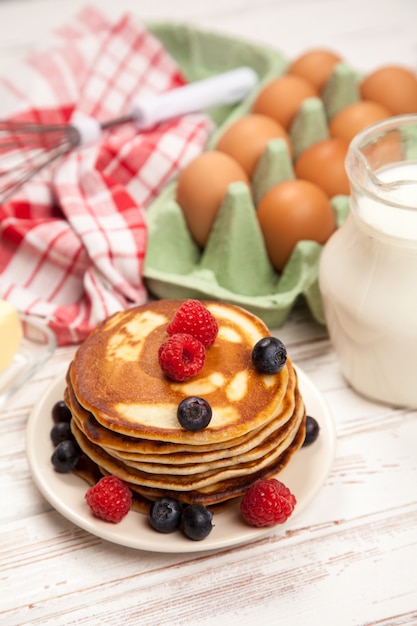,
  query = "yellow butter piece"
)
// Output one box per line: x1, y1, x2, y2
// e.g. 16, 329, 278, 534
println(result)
0, 301, 22, 372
